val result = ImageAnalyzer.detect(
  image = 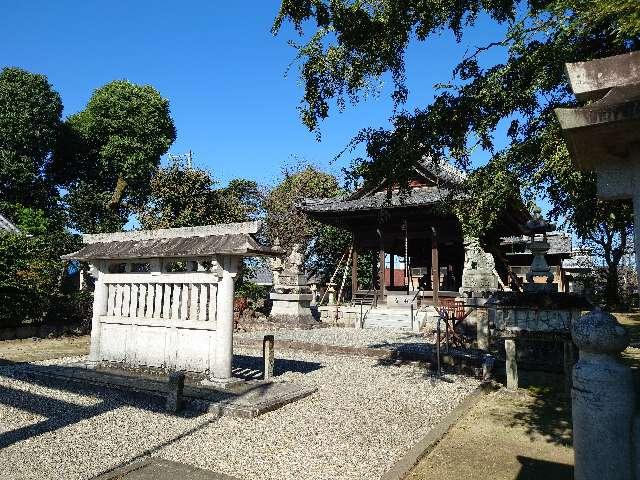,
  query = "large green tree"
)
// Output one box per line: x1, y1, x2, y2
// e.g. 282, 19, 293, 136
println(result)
137, 156, 262, 229
274, 0, 640, 306
54, 80, 176, 233
264, 164, 350, 280
0, 67, 63, 218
